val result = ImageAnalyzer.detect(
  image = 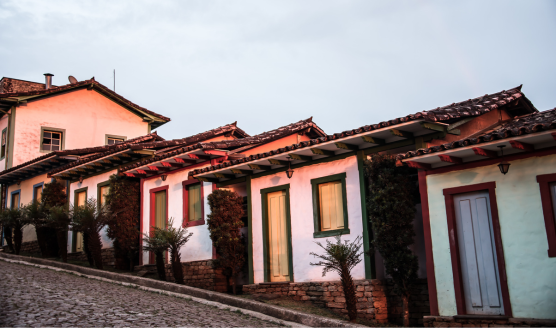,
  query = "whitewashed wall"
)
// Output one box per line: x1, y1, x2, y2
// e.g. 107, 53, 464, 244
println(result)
426, 153, 556, 319
140, 165, 214, 265
67, 171, 115, 251
250, 155, 366, 283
